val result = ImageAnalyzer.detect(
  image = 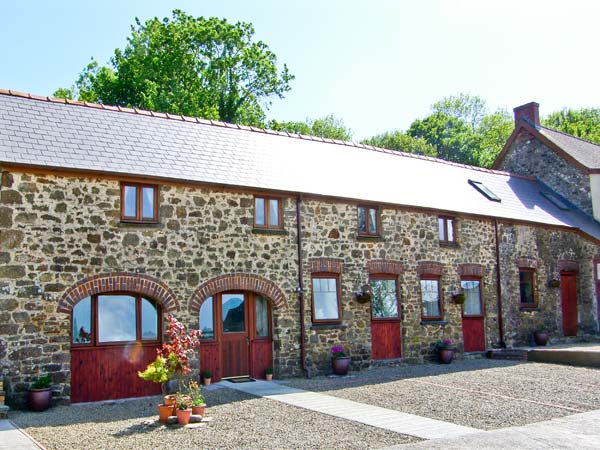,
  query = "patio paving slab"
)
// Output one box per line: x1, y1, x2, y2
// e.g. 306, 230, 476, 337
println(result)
0, 420, 41, 450
221, 380, 479, 440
